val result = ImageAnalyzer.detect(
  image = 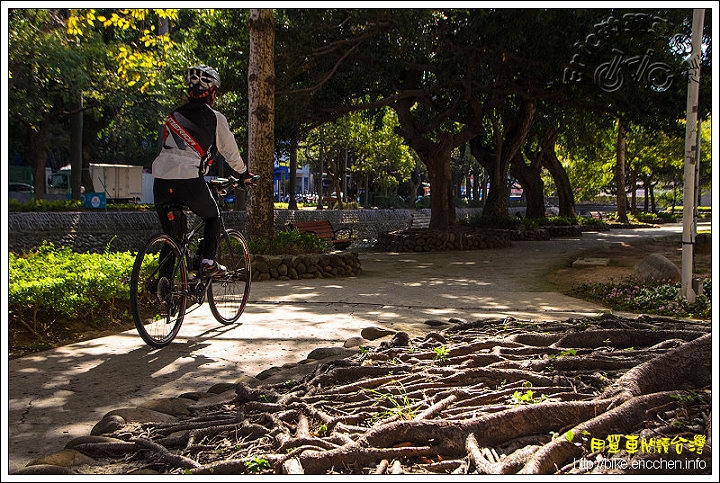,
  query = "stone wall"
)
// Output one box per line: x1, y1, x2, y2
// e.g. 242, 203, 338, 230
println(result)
7, 208, 588, 255
7, 208, 484, 254
374, 225, 578, 252
376, 228, 513, 252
